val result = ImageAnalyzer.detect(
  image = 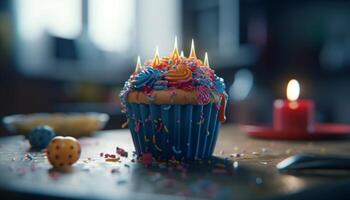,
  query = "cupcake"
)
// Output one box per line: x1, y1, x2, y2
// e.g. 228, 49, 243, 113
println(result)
119, 40, 227, 160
